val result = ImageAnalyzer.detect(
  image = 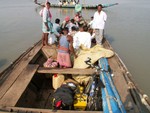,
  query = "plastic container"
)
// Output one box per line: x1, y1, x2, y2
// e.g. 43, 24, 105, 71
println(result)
52, 74, 65, 90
